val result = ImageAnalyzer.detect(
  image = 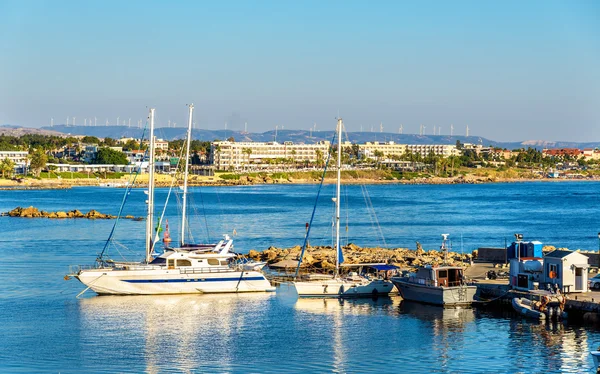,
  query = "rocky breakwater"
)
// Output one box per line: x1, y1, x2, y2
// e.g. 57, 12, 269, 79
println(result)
247, 242, 473, 271
6, 206, 142, 220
